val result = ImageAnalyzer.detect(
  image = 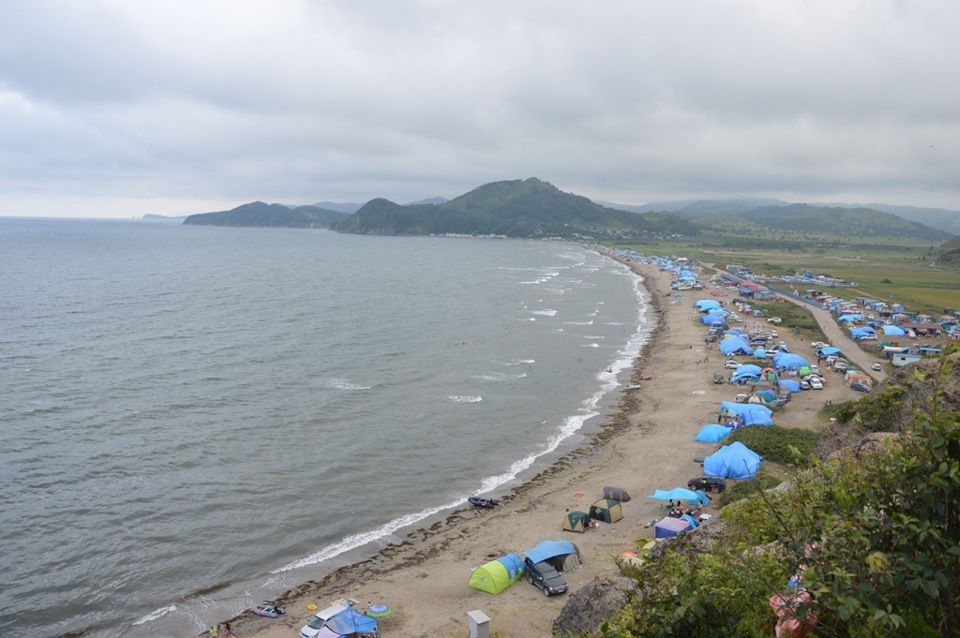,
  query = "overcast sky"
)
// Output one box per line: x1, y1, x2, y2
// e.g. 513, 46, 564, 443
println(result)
1, 1, 958, 218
